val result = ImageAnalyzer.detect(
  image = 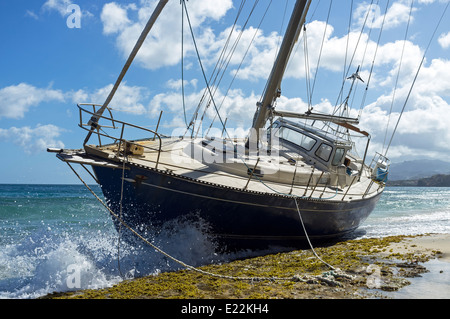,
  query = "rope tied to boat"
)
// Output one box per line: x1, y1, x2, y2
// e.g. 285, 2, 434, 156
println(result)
66, 161, 347, 285
293, 197, 335, 270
